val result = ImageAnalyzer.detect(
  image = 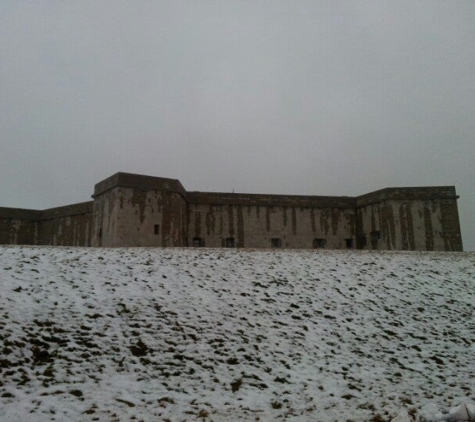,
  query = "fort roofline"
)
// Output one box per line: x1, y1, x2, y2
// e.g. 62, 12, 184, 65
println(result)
355, 186, 458, 207
92, 172, 187, 199
0, 201, 93, 221
91, 172, 458, 209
